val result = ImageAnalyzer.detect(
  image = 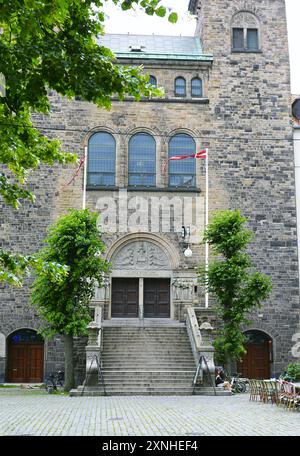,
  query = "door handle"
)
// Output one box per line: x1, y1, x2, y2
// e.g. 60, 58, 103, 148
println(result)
13, 369, 17, 371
